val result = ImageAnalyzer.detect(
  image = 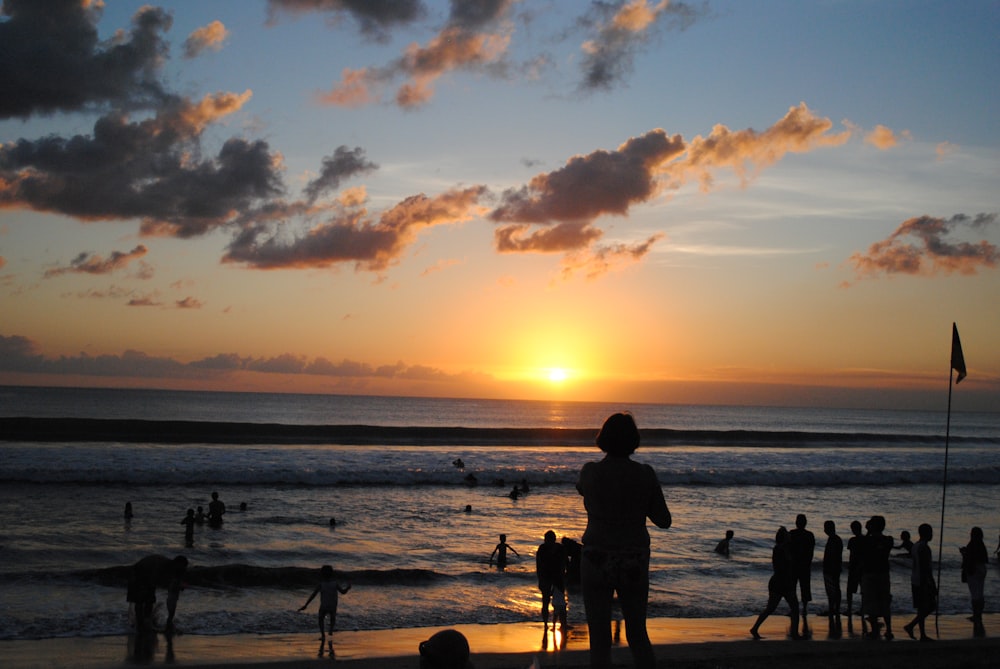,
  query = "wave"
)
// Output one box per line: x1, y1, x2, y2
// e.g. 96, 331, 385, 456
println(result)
2, 416, 995, 447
